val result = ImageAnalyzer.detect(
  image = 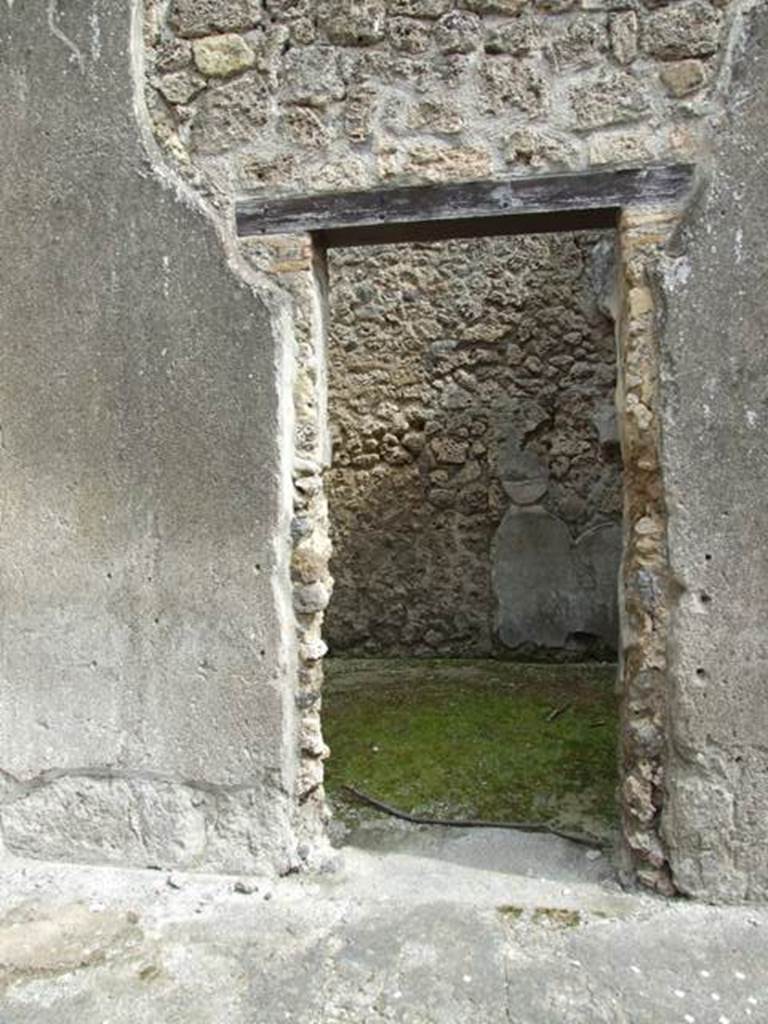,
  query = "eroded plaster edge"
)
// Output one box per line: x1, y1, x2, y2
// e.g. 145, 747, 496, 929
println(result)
125, 0, 305, 871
